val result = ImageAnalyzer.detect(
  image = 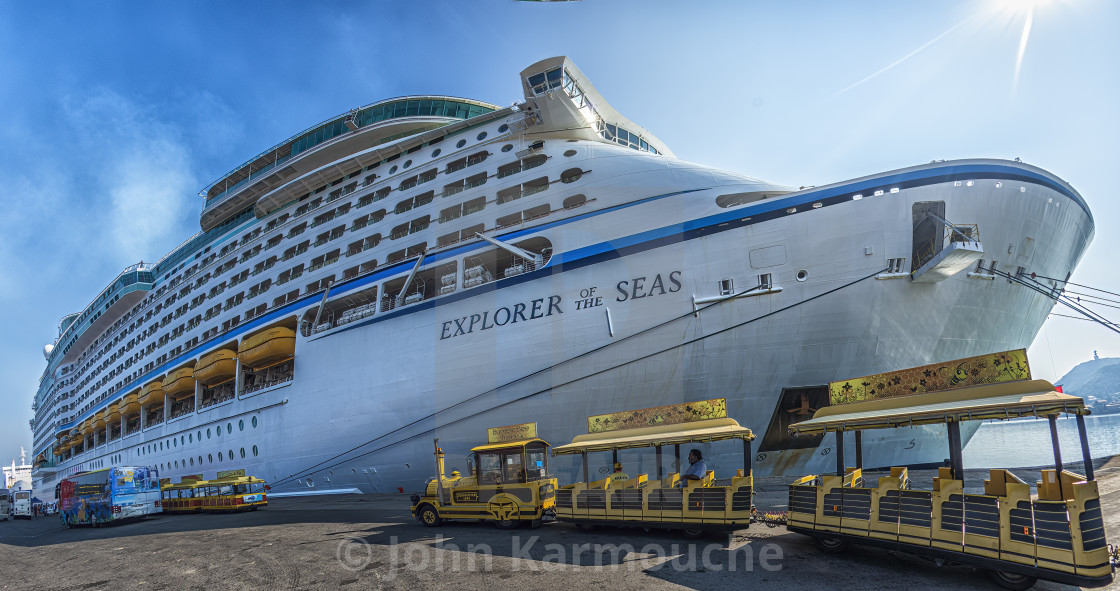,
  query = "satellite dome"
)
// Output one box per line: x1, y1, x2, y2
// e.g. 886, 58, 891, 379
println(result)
43, 344, 54, 359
